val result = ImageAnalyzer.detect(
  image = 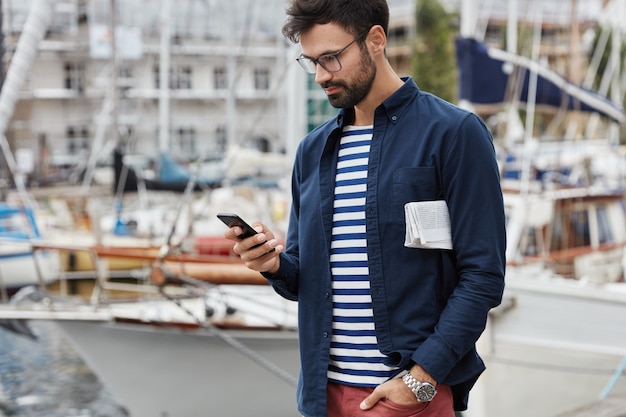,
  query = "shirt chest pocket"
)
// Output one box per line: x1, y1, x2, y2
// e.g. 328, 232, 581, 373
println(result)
392, 167, 440, 223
